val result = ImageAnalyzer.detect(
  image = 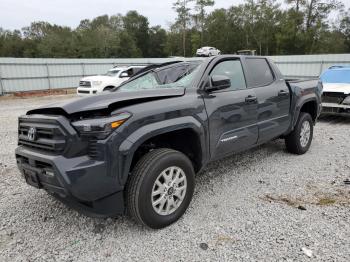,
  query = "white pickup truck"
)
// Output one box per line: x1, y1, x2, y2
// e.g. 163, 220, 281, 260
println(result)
77, 66, 145, 96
